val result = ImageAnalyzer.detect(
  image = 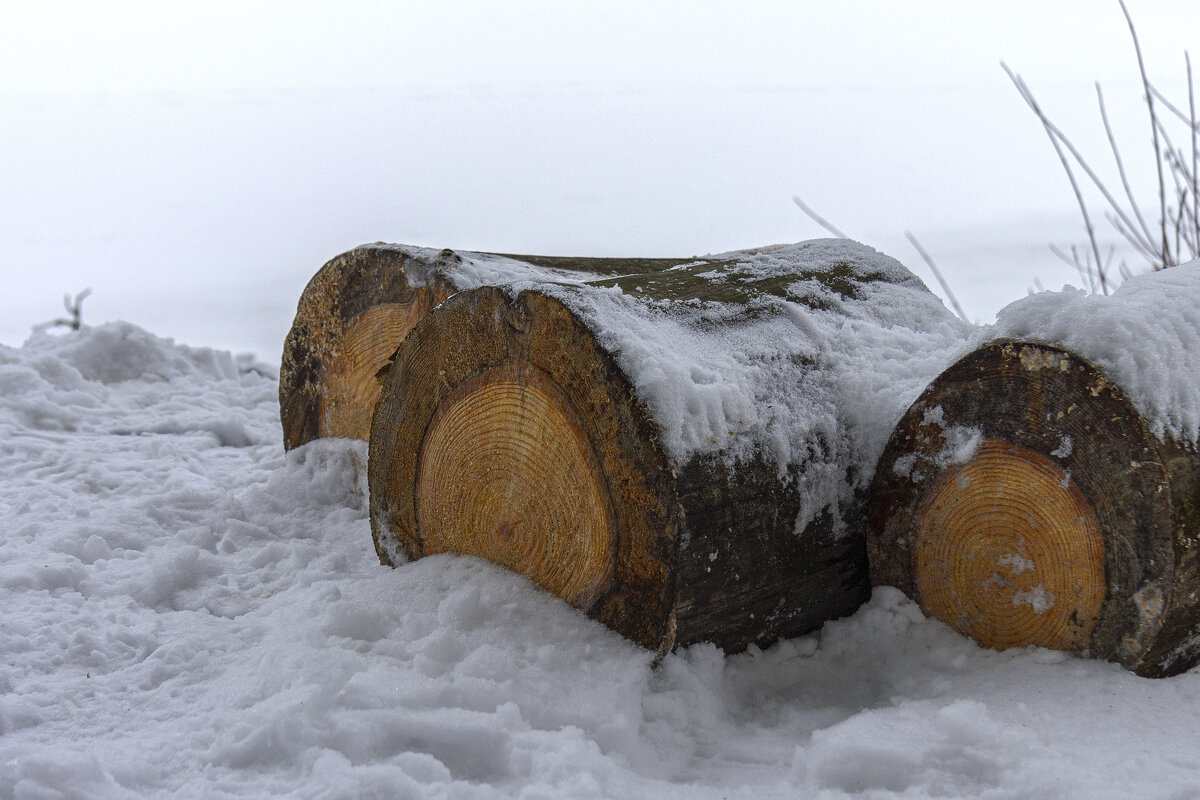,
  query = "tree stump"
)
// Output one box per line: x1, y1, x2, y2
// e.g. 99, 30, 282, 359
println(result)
369, 240, 969, 653
867, 338, 1200, 677
280, 244, 692, 450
